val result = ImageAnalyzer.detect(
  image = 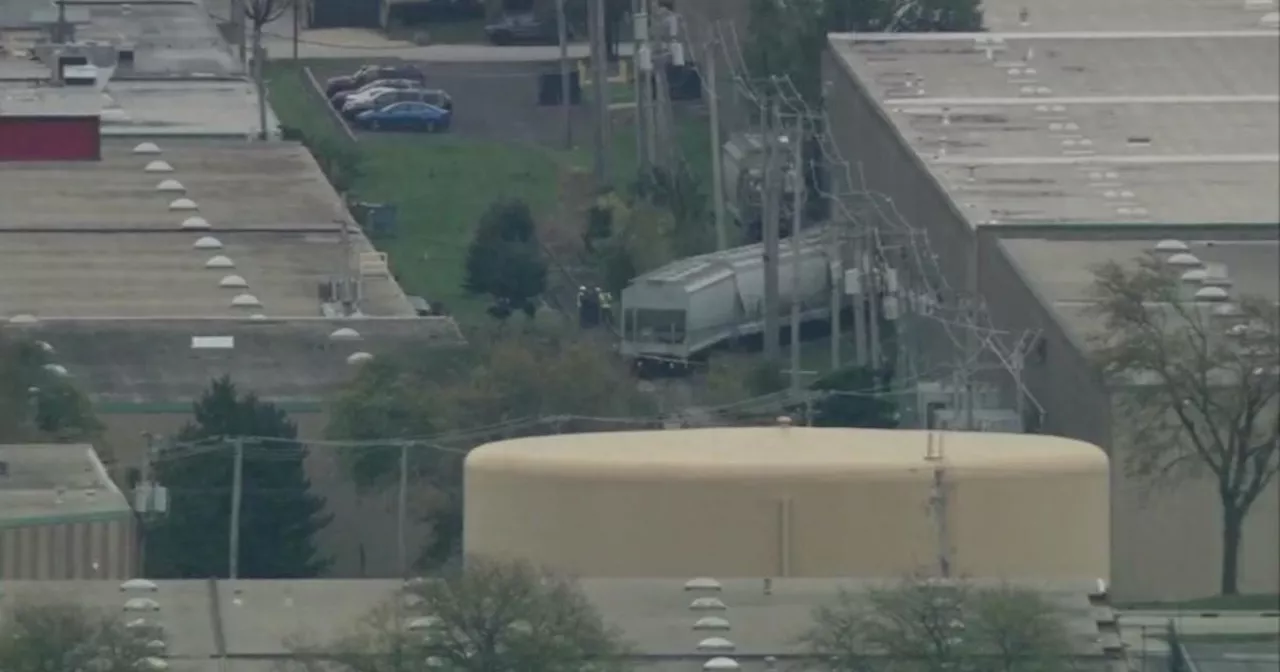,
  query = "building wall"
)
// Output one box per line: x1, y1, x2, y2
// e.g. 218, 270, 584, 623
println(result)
0, 116, 101, 162
0, 516, 137, 580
